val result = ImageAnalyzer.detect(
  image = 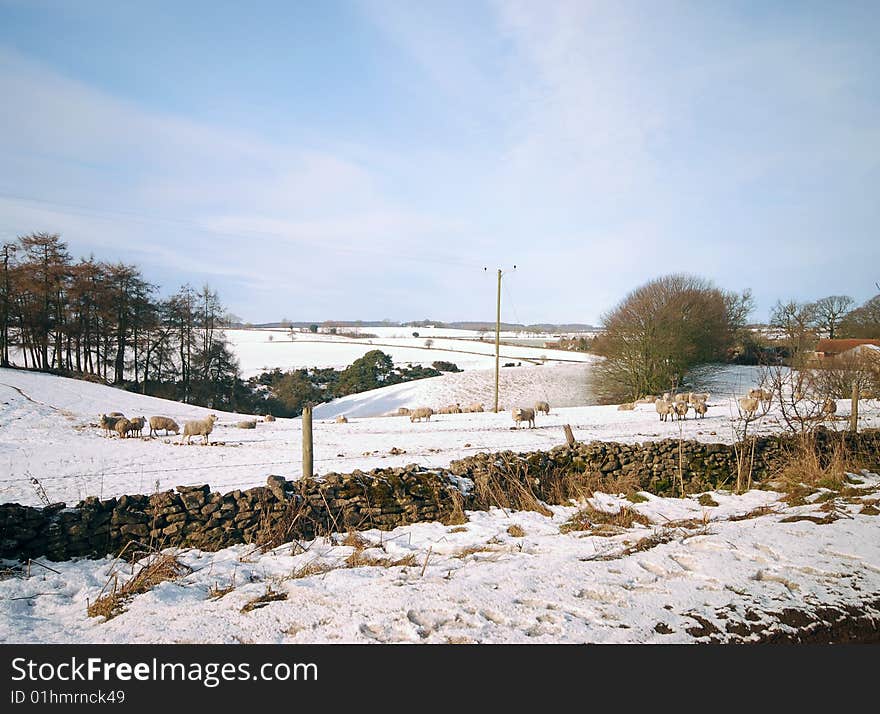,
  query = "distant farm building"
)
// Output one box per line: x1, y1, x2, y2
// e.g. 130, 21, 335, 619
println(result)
814, 339, 880, 360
